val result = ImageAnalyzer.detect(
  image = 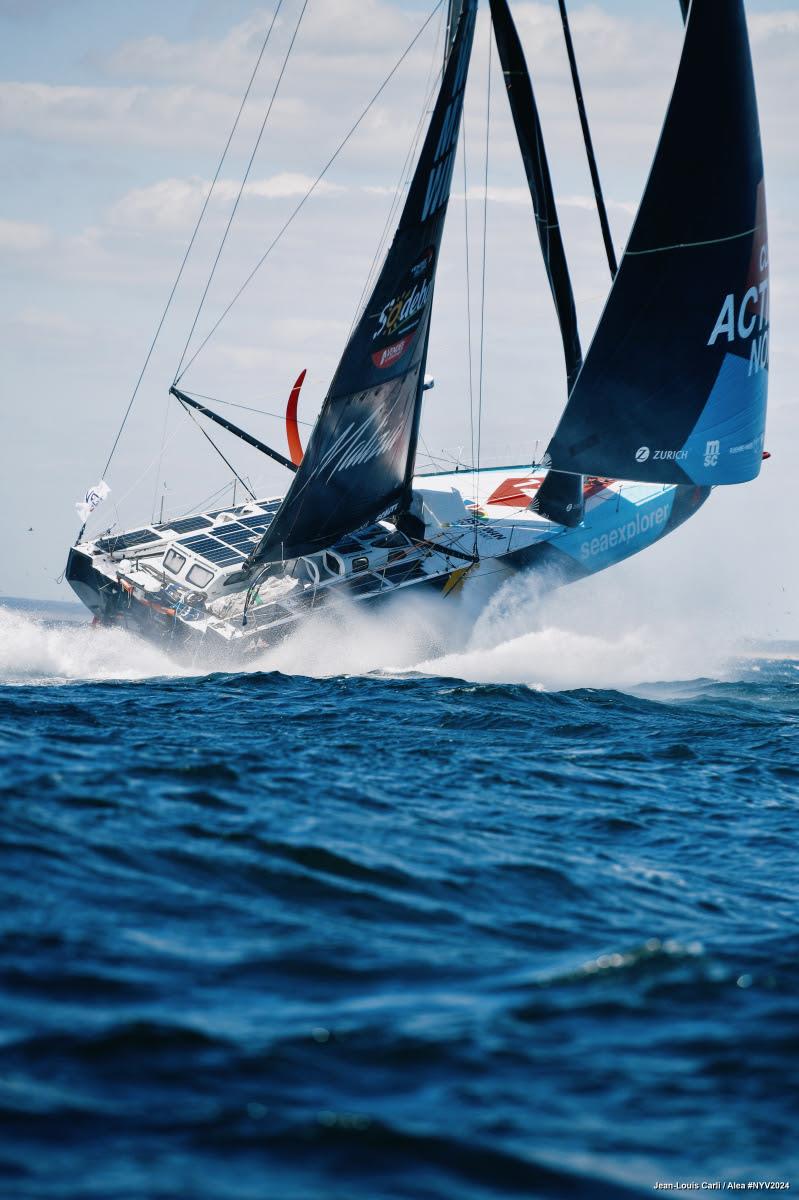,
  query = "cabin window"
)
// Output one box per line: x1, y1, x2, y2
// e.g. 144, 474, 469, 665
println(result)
163, 549, 187, 576
323, 551, 343, 576
186, 564, 214, 589
351, 555, 369, 573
